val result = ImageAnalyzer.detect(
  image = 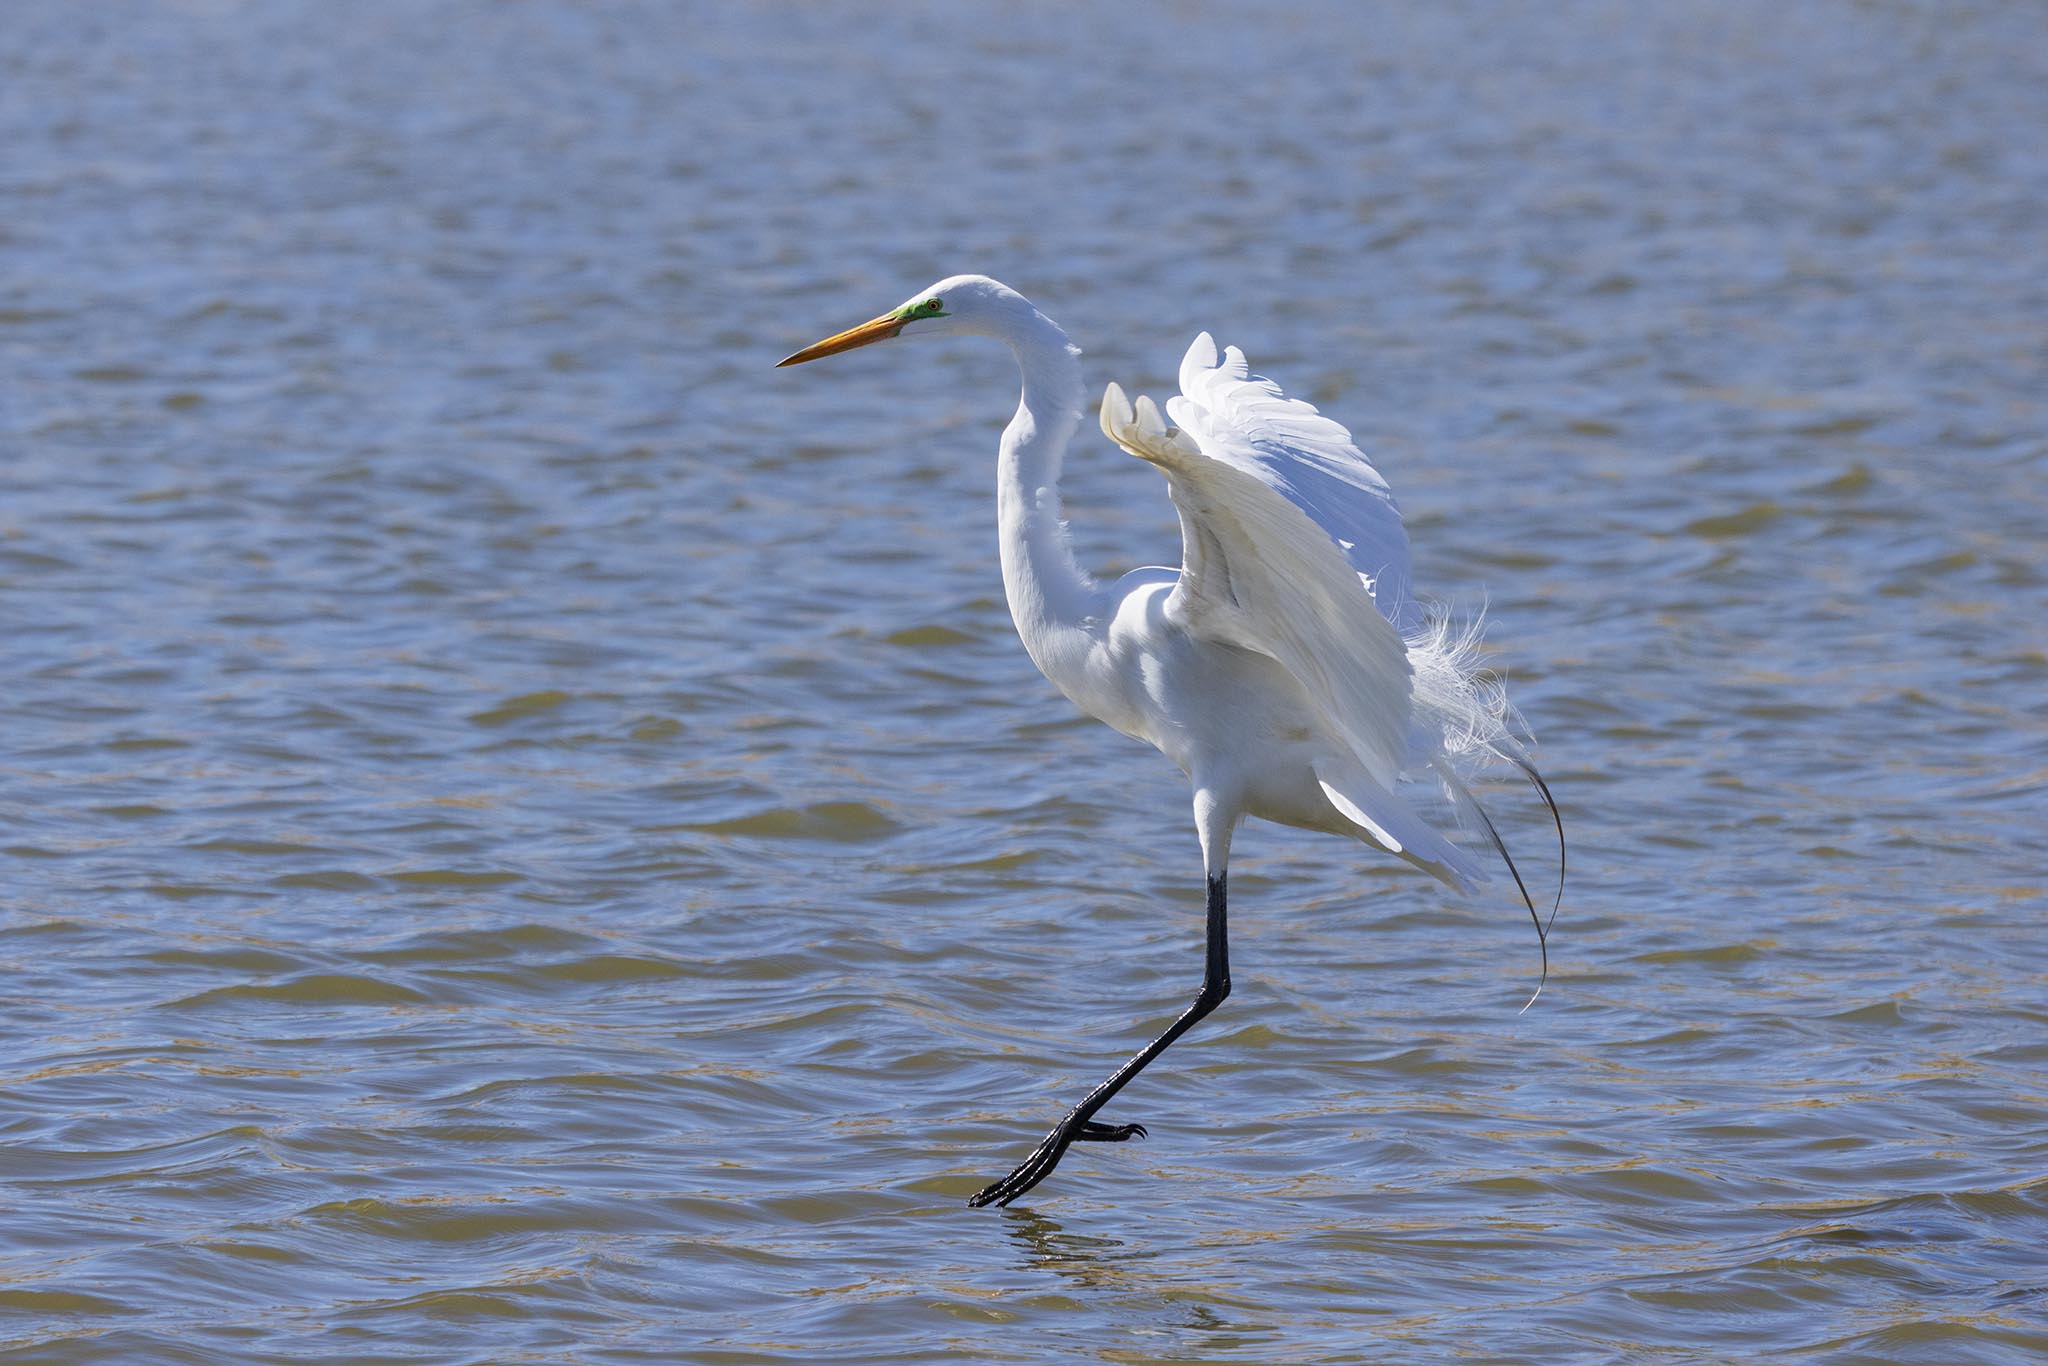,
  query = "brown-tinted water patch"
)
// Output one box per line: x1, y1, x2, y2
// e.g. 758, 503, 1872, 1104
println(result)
681, 801, 904, 842
165, 973, 437, 1009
